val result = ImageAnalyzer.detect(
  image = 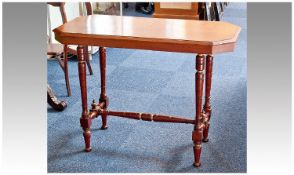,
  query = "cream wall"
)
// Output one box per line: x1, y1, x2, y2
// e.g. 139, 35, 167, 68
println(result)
47, 3, 98, 56
47, 3, 81, 43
